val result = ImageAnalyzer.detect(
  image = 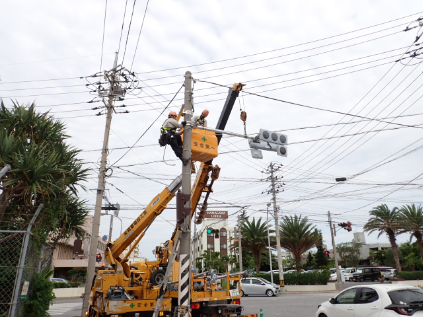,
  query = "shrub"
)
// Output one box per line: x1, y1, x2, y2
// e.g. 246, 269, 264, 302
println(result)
253, 270, 331, 285
397, 271, 423, 280
52, 282, 71, 288
23, 271, 55, 317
